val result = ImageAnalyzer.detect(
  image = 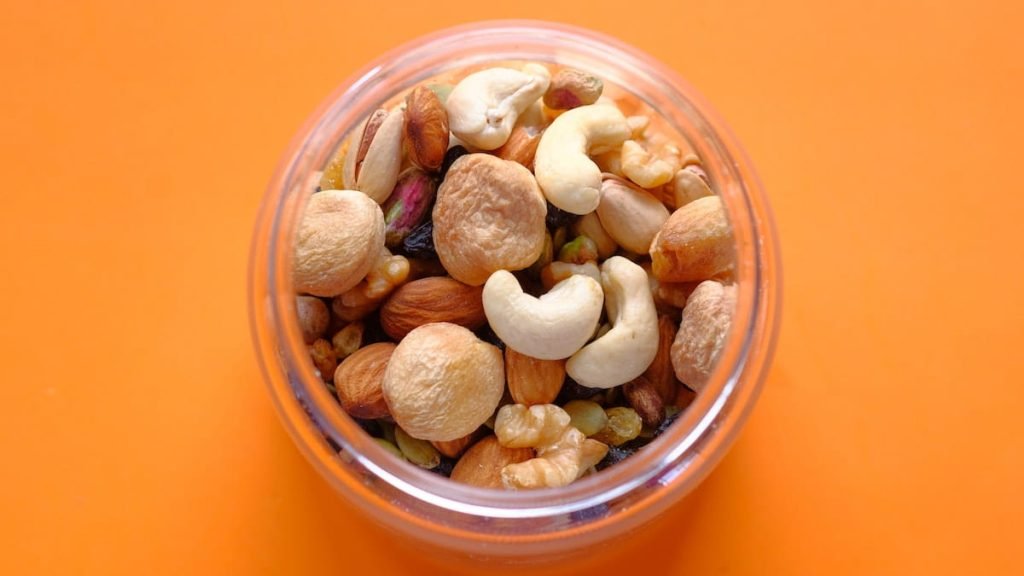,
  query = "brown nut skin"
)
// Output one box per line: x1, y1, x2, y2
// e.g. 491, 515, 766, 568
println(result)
650, 196, 733, 283
405, 86, 449, 171
296, 296, 329, 344
293, 190, 385, 297
671, 280, 737, 391
381, 323, 505, 441
643, 315, 680, 404
432, 154, 547, 286
623, 375, 665, 428
333, 342, 395, 419
431, 430, 479, 459
505, 348, 566, 406
450, 436, 534, 488
379, 276, 486, 341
